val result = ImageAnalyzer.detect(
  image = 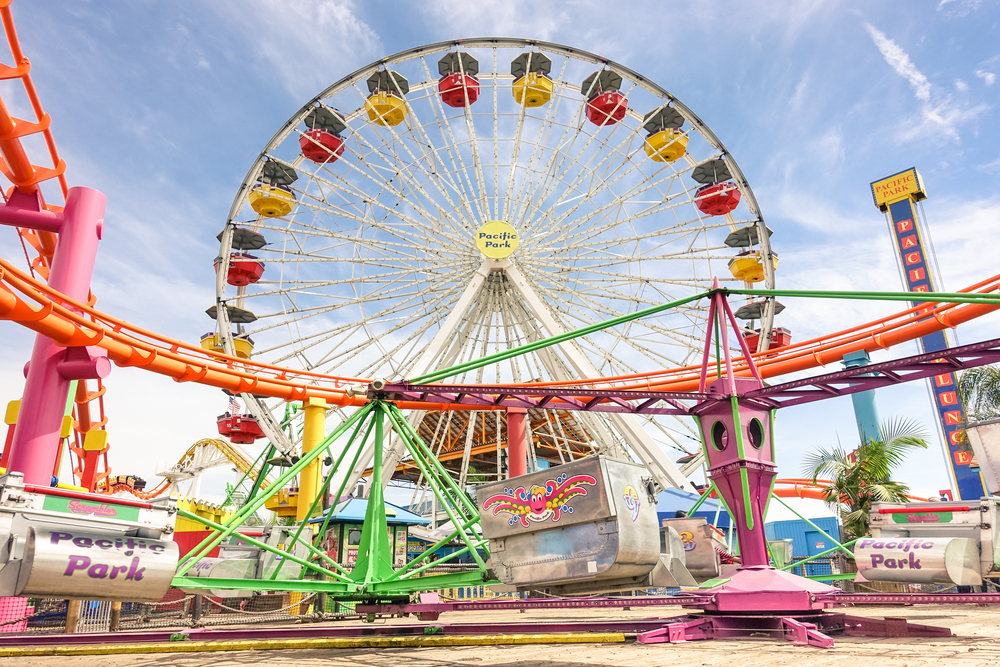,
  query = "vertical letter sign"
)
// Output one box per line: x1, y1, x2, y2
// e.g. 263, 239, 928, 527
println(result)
871, 168, 985, 500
